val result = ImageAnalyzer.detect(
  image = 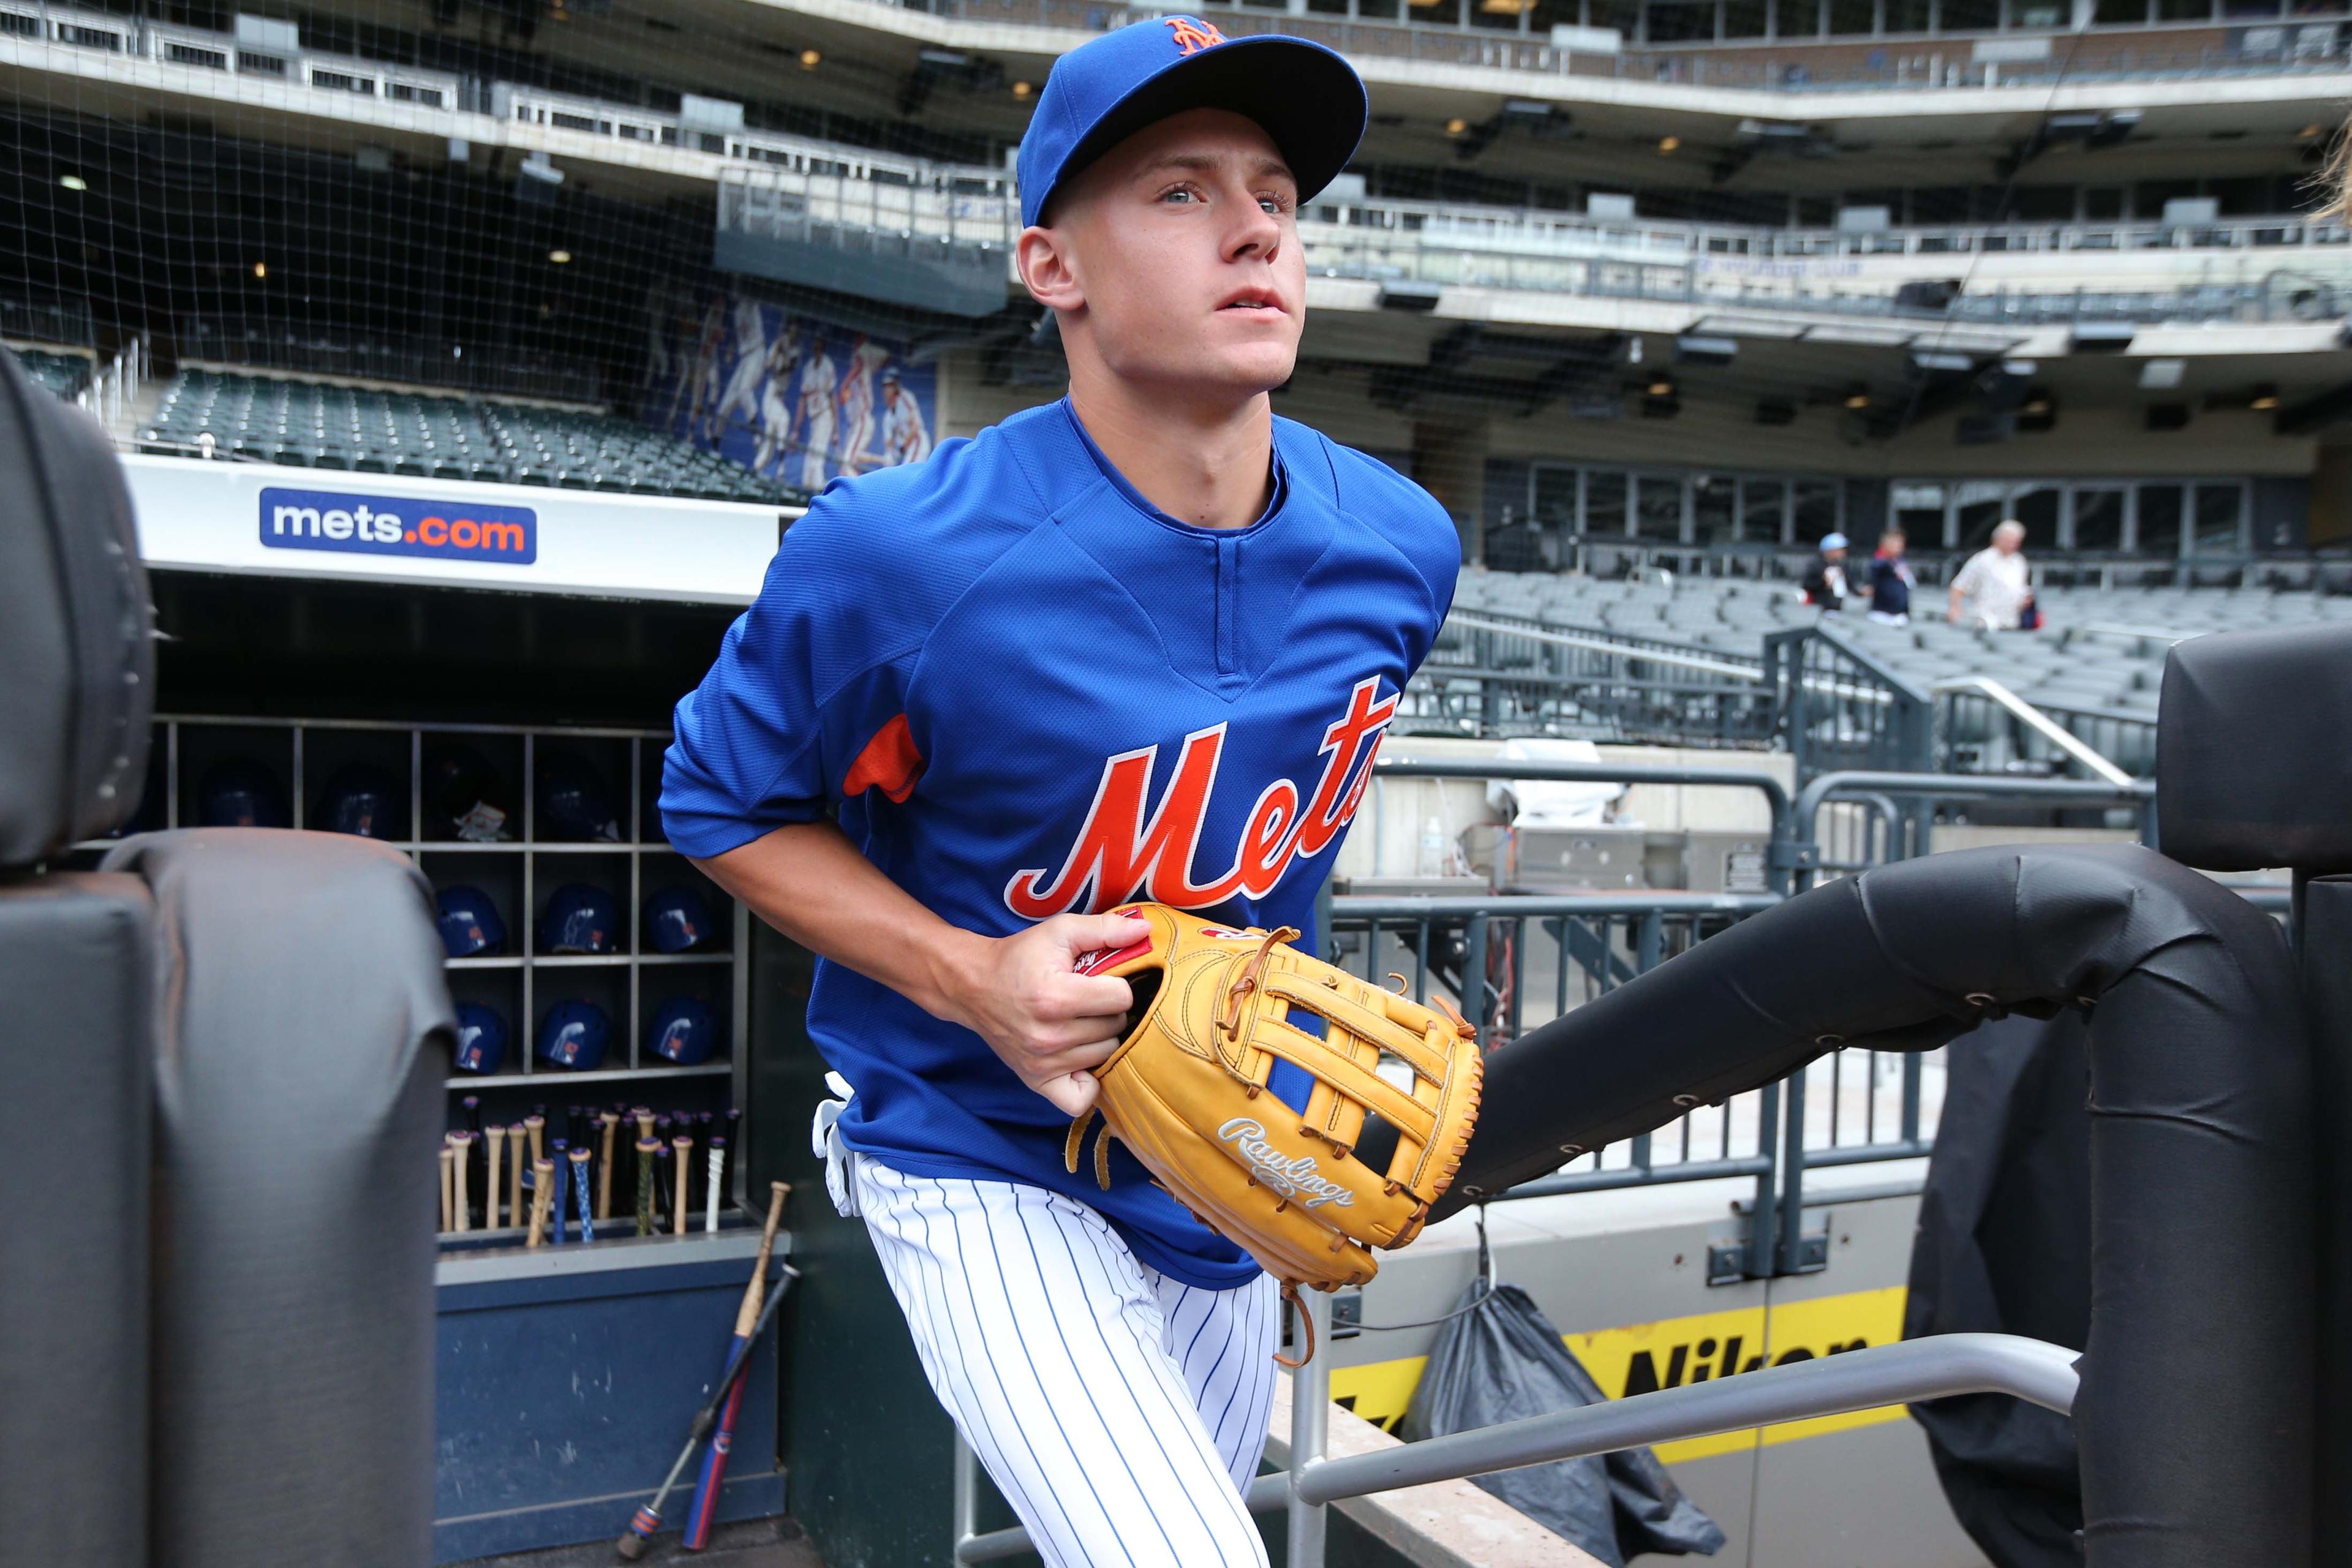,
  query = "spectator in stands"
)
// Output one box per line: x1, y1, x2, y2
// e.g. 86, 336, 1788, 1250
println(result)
1948, 520, 2032, 630
1801, 532, 1852, 609
1867, 529, 1914, 626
